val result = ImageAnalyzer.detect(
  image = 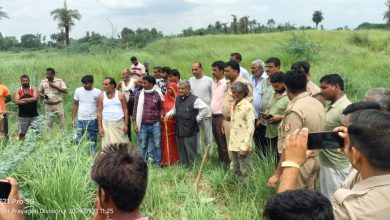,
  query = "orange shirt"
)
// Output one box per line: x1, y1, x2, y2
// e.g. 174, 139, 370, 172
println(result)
0, 84, 10, 113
